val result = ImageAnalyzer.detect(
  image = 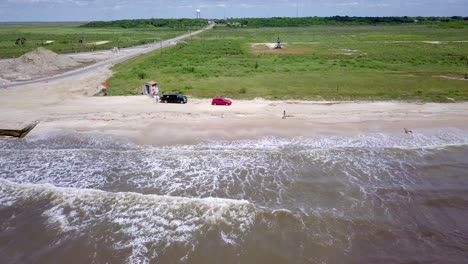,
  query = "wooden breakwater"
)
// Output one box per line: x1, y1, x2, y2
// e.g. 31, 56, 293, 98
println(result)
0, 122, 39, 138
